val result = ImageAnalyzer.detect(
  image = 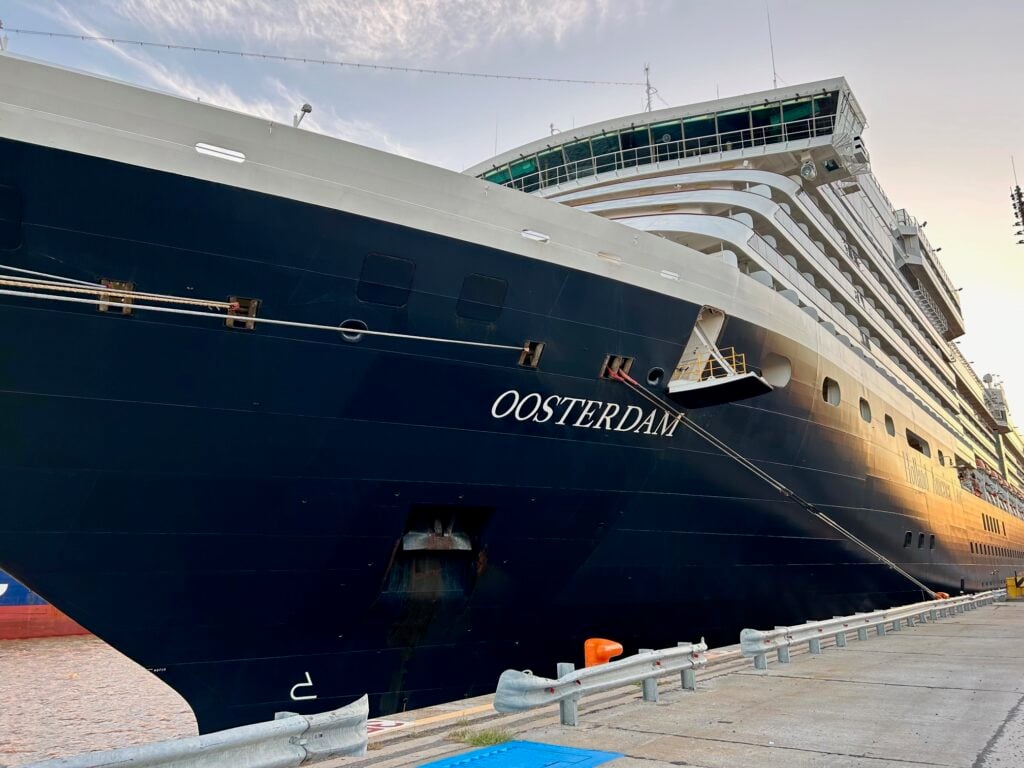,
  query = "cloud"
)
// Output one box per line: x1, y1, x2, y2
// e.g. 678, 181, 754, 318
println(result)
47, 3, 428, 160
100, 0, 644, 62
